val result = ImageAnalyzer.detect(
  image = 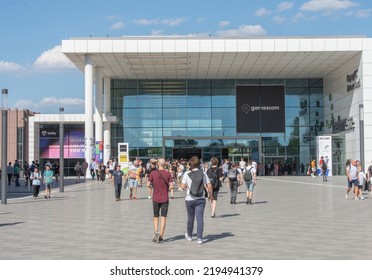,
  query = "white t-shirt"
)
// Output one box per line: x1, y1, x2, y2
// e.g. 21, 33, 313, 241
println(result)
358, 171, 365, 186
239, 161, 246, 169
182, 169, 210, 201
245, 165, 257, 182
